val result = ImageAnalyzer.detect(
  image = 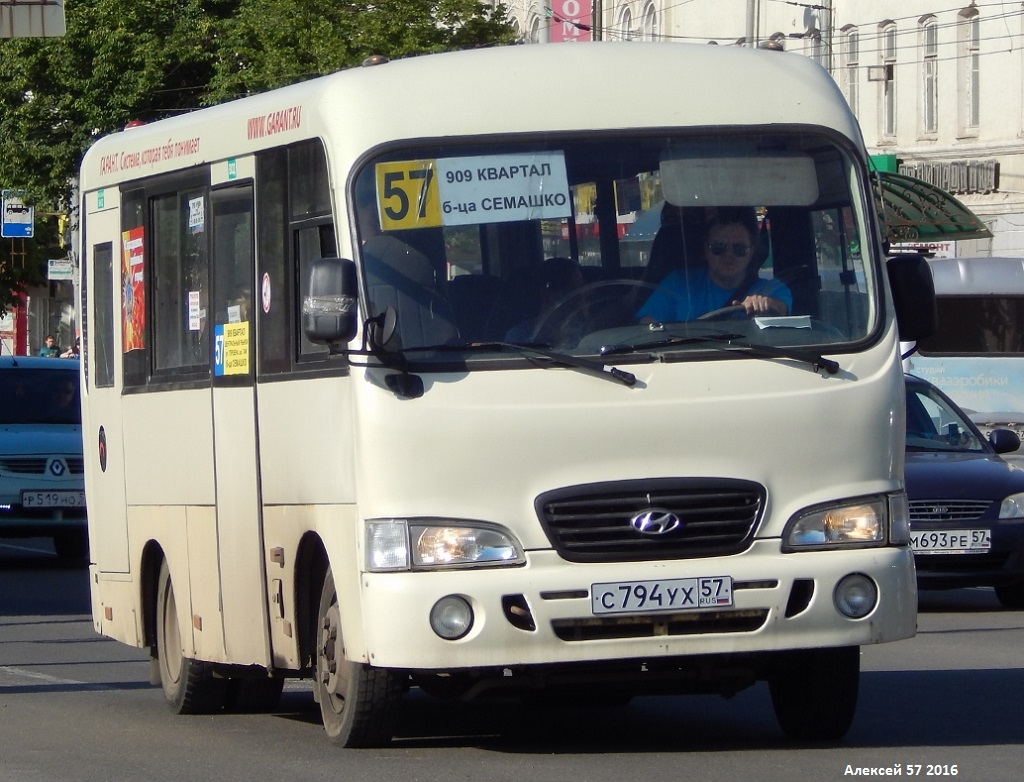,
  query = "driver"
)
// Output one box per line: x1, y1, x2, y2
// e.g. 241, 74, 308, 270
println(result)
637, 212, 791, 323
